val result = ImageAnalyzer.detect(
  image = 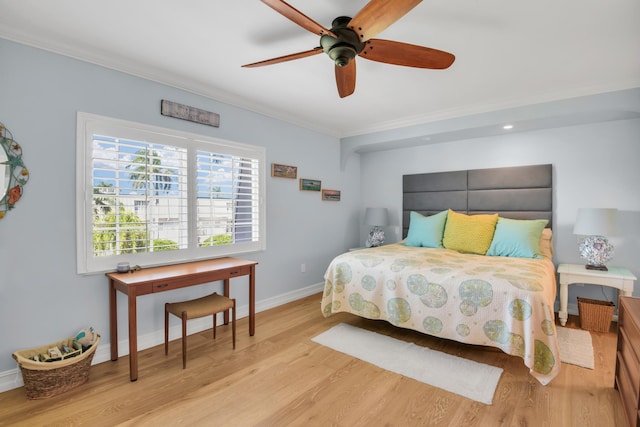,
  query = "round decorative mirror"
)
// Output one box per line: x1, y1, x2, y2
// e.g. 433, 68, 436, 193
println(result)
0, 123, 29, 219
